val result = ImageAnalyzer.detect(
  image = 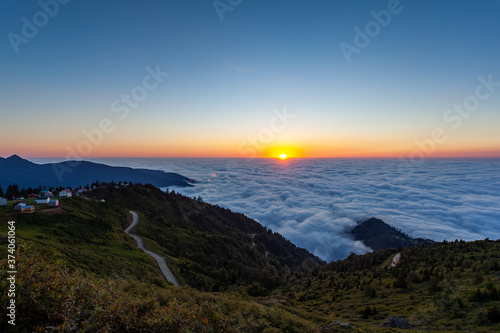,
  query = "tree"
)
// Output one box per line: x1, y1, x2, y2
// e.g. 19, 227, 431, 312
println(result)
5, 185, 12, 199
362, 306, 377, 319
487, 305, 500, 323
393, 276, 408, 289
0, 185, 4, 197
428, 276, 441, 293
362, 306, 372, 319
247, 281, 269, 297
5, 185, 20, 200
